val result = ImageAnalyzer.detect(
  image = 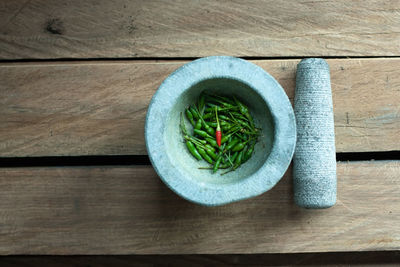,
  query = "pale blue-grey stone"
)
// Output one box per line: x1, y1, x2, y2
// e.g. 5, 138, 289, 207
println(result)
293, 58, 337, 209
145, 56, 296, 206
